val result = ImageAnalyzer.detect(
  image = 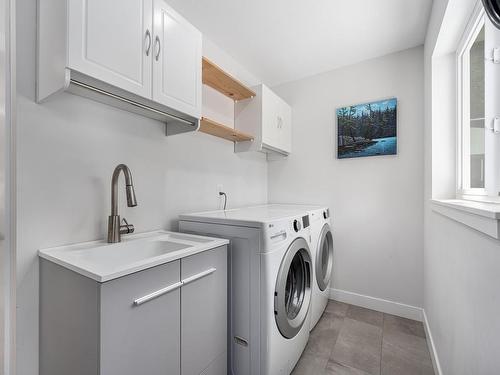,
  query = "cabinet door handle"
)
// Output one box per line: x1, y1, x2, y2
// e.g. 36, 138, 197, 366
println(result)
155, 36, 161, 61
181, 268, 216, 286
277, 116, 283, 129
144, 29, 152, 56
133, 281, 183, 306
133, 268, 216, 306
